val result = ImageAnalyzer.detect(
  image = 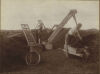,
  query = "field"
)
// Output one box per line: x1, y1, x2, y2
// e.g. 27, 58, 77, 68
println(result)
0, 28, 99, 74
